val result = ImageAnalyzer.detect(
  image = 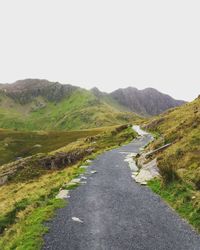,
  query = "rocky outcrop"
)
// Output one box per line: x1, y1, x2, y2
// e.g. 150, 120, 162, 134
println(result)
133, 158, 159, 185
110, 87, 185, 116
0, 147, 95, 186
40, 148, 94, 170
0, 79, 78, 104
